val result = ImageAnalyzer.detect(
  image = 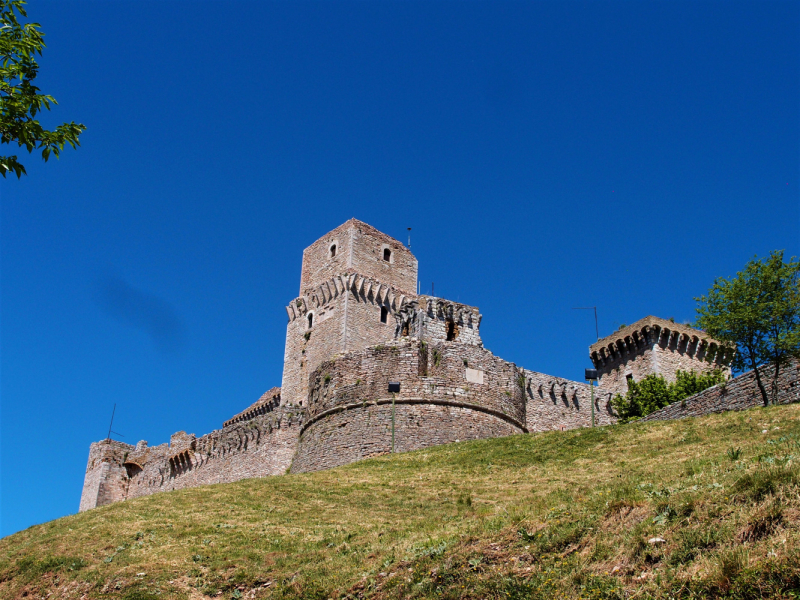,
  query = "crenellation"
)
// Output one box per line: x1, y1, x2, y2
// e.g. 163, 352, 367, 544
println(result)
292, 338, 527, 472
521, 369, 615, 433
590, 316, 731, 396
223, 387, 281, 427
80, 220, 771, 512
